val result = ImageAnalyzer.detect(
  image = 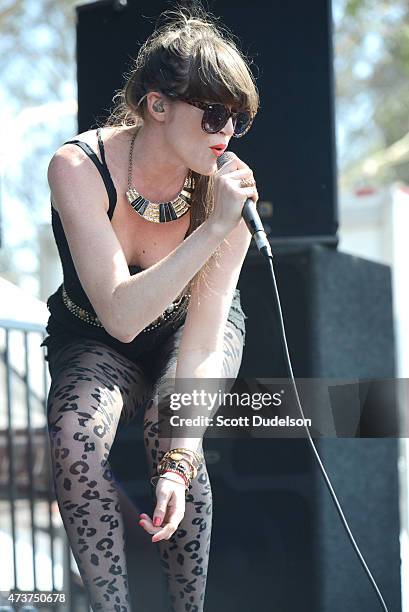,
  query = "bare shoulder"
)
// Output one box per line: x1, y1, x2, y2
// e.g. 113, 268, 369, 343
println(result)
47, 129, 108, 213
45, 127, 135, 340
51, 128, 97, 163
